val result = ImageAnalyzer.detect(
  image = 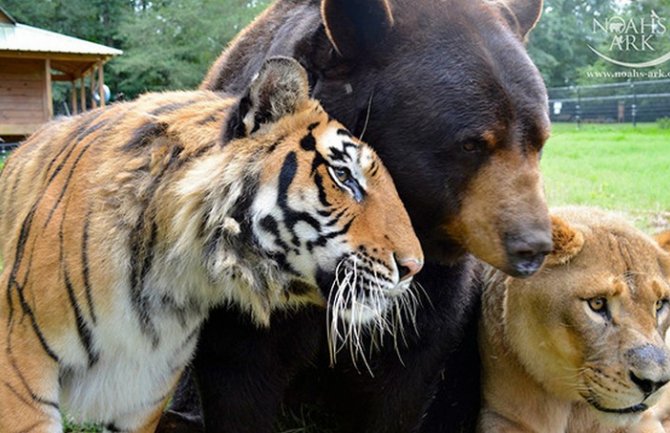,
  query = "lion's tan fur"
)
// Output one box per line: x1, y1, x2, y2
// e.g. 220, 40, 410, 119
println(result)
479, 206, 670, 433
